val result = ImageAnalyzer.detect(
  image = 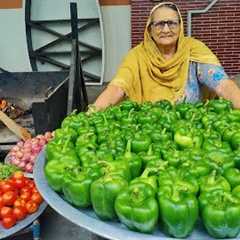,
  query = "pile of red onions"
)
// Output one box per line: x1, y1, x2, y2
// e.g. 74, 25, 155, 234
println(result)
8, 132, 53, 173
